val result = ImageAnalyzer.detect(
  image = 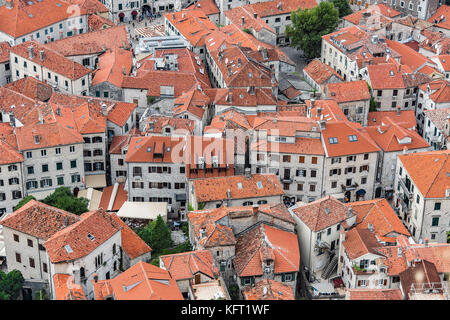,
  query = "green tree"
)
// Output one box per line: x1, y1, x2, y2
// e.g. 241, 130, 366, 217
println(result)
138, 215, 173, 255
286, 2, 339, 59
331, 0, 352, 18
14, 195, 36, 211
0, 270, 25, 300
42, 187, 89, 215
